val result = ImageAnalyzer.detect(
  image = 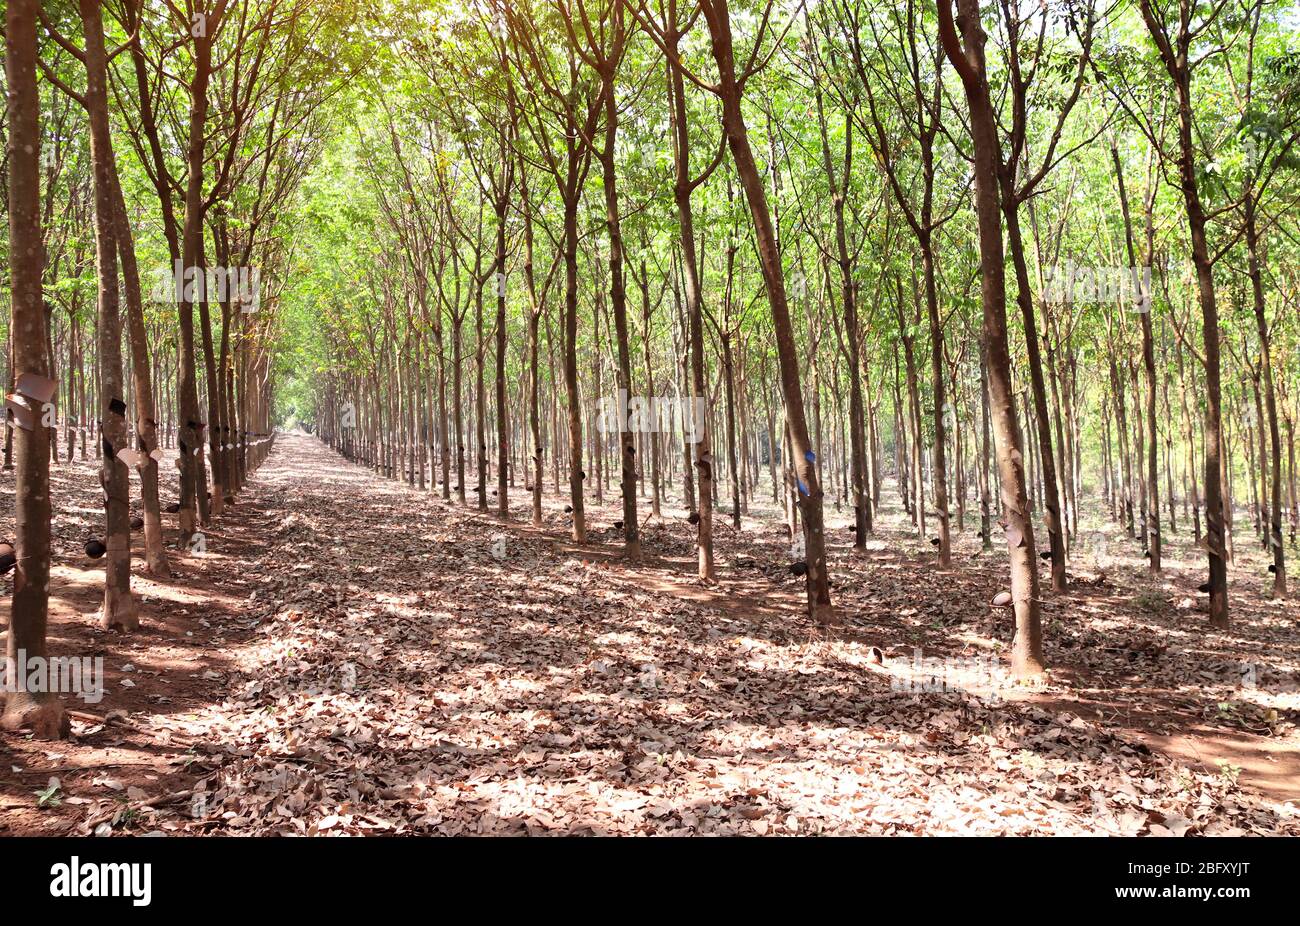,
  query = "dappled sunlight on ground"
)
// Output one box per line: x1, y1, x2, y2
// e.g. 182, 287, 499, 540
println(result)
1, 433, 1296, 835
